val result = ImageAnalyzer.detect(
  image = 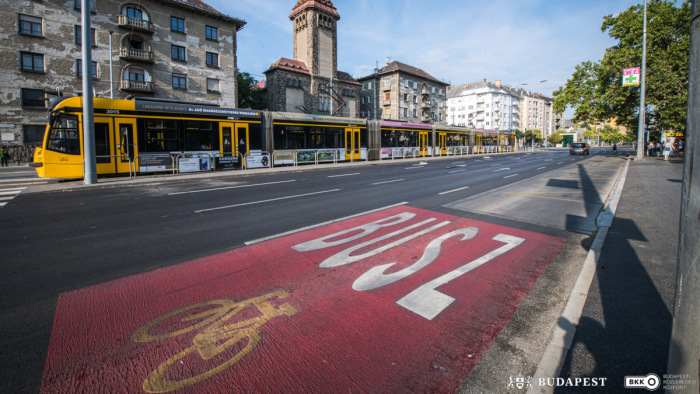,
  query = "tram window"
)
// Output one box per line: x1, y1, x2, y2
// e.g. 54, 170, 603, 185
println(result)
94, 123, 110, 163
184, 121, 217, 150
144, 119, 179, 152
248, 123, 262, 150
324, 127, 342, 148
47, 114, 80, 155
